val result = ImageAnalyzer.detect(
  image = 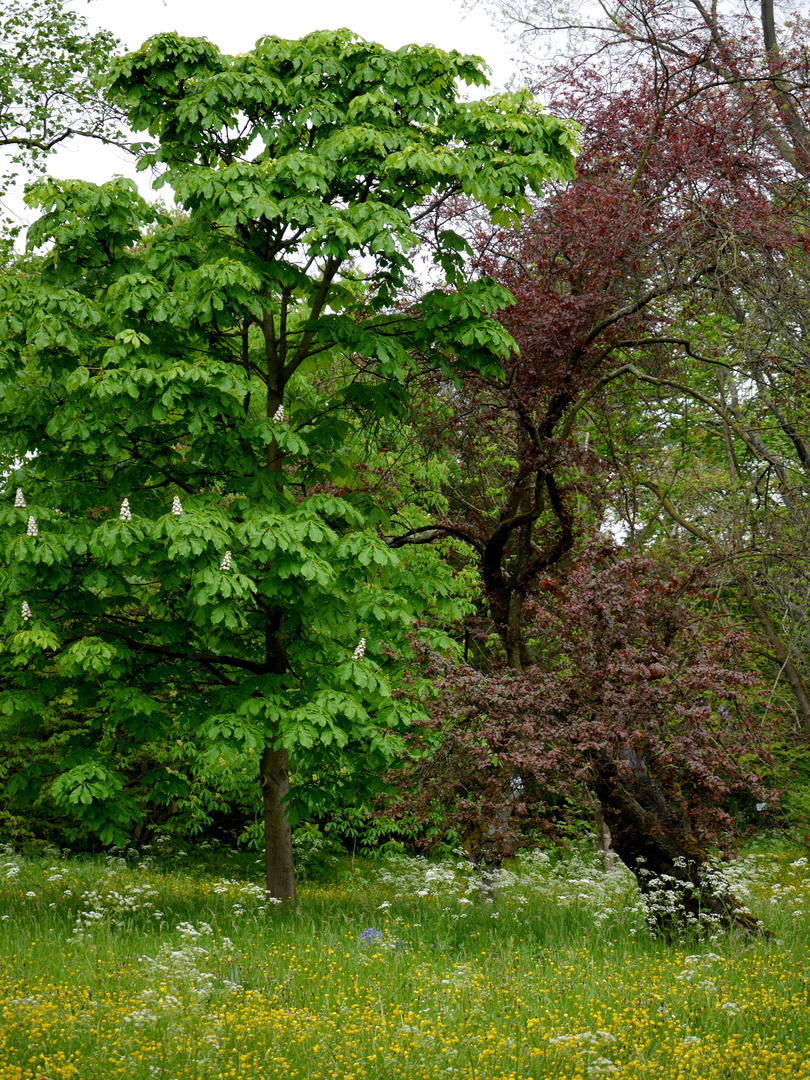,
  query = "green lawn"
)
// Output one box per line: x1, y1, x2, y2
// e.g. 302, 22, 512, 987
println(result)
1, 839, 808, 1079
